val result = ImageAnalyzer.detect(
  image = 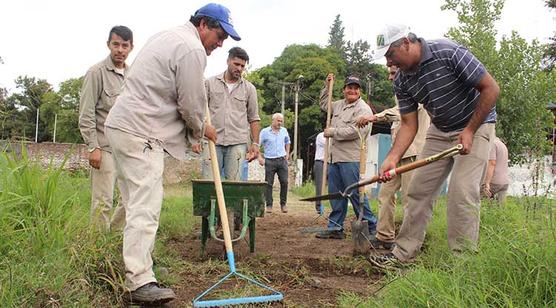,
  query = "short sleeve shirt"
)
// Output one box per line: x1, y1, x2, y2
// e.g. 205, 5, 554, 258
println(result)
395, 38, 496, 132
